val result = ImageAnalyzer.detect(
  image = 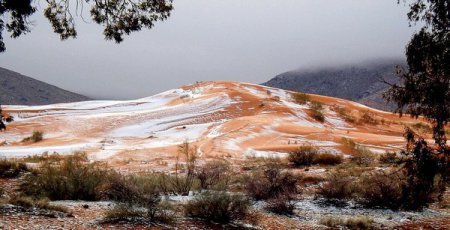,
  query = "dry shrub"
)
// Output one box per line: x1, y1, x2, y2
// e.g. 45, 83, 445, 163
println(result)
289, 145, 343, 166
264, 194, 296, 215
196, 160, 231, 190
317, 170, 355, 201
313, 152, 343, 165
342, 138, 375, 166
379, 152, 402, 164
104, 204, 145, 221
356, 170, 406, 210
291, 92, 310, 104
185, 191, 249, 224
288, 145, 318, 166
245, 163, 298, 200
359, 111, 379, 125
309, 101, 325, 122
0, 158, 27, 178
22, 131, 44, 143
